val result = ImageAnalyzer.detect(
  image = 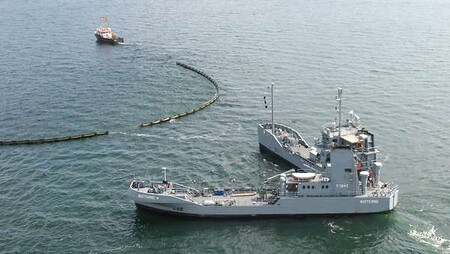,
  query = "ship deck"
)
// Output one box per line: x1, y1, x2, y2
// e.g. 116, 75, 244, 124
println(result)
134, 185, 275, 207
189, 192, 270, 206
289, 145, 312, 159
260, 123, 321, 167
260, 123, 309, 147
131, 180, 398, 208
